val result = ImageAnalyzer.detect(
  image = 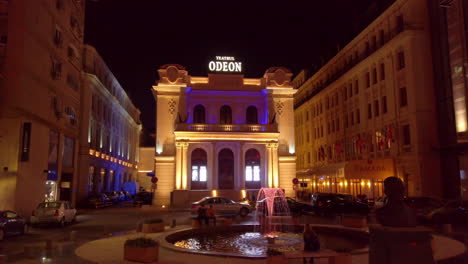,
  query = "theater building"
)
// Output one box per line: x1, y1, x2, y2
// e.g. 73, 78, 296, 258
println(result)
151, 62, 296, 207
293, 0, 441, 199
